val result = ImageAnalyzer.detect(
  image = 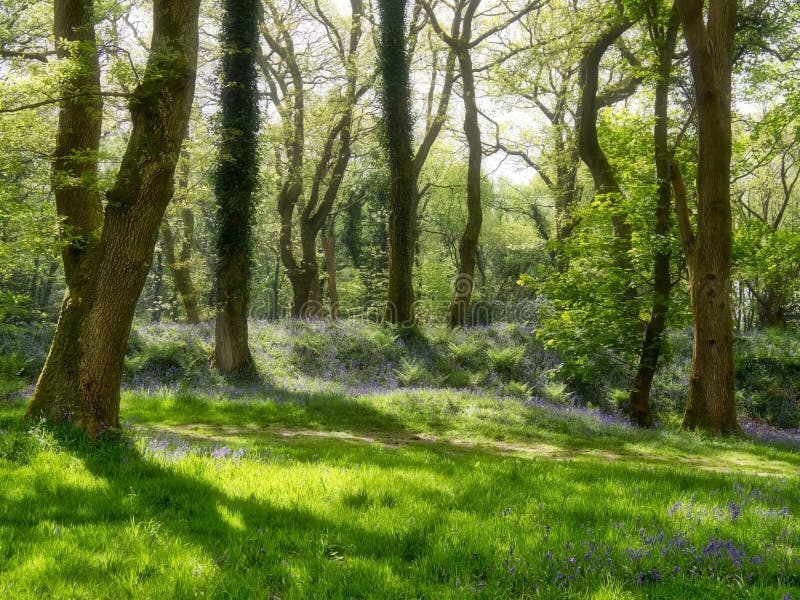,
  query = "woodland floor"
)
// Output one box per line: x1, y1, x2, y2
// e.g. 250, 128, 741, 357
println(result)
1, 384, 799, 599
